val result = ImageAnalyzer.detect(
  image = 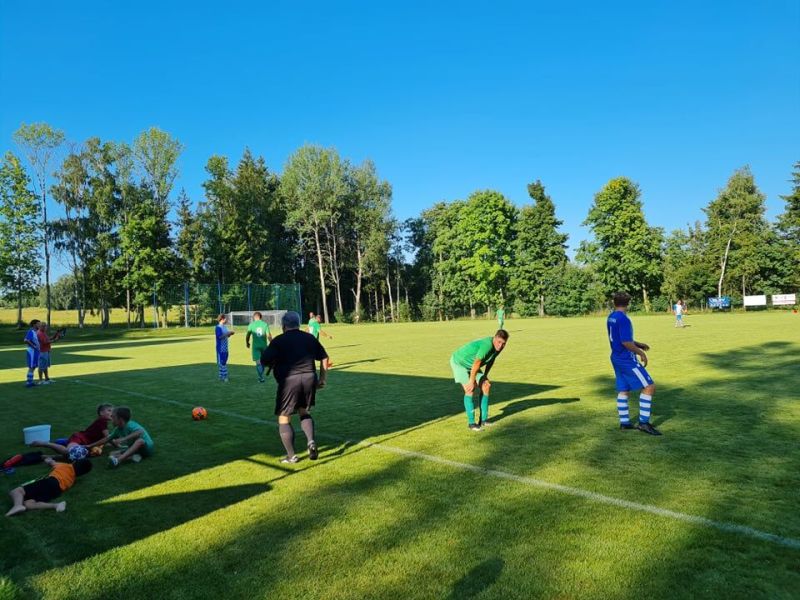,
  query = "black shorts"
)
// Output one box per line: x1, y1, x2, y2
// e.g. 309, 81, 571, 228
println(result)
22, 477, 62, 503
275, 373, 317, 416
